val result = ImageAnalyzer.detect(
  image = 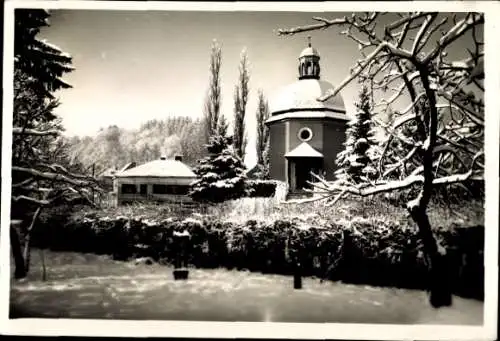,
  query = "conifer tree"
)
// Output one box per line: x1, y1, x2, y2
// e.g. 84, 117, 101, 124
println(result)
190, 135, 247, 203
203, 40, 223, 144
233, 49, 250, 159
255, 89, 270, 179
217, 114, 229, 137
15, 9, 74, 98
335, 84, 377, 183
11, 9, 99, 279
